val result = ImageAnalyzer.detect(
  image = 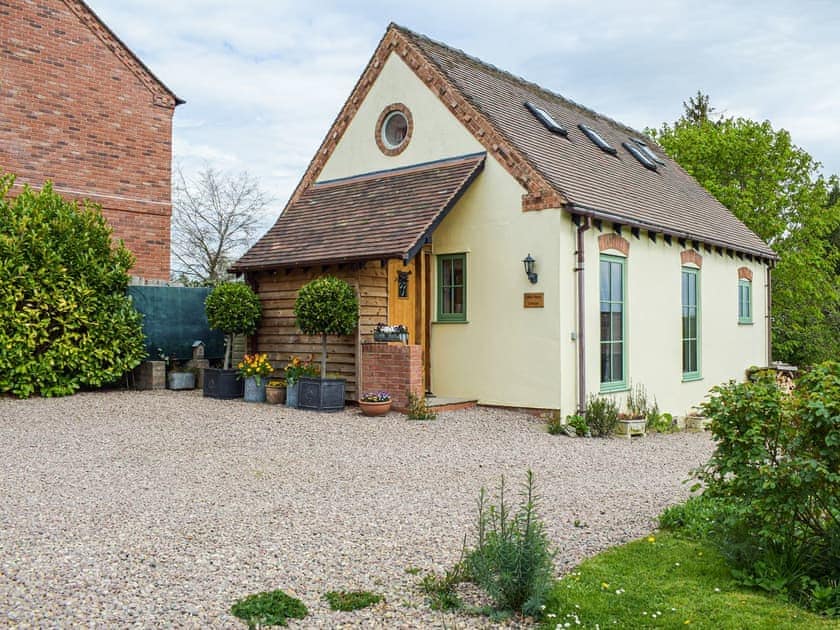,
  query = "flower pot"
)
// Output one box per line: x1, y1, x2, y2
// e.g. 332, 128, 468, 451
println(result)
265, 385, 286, 405
286, 382, 300, 408
167, 370, 195, 390
243, 376, 266, 403
298, 376, 346, 412
203, 368, 243, 399
359, 400, 392, 416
